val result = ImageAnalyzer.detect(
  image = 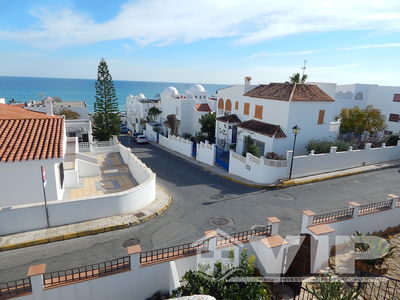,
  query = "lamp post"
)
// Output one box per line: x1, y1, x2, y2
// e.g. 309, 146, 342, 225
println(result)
128, 129, 131, 148
288, 125, 301, 180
